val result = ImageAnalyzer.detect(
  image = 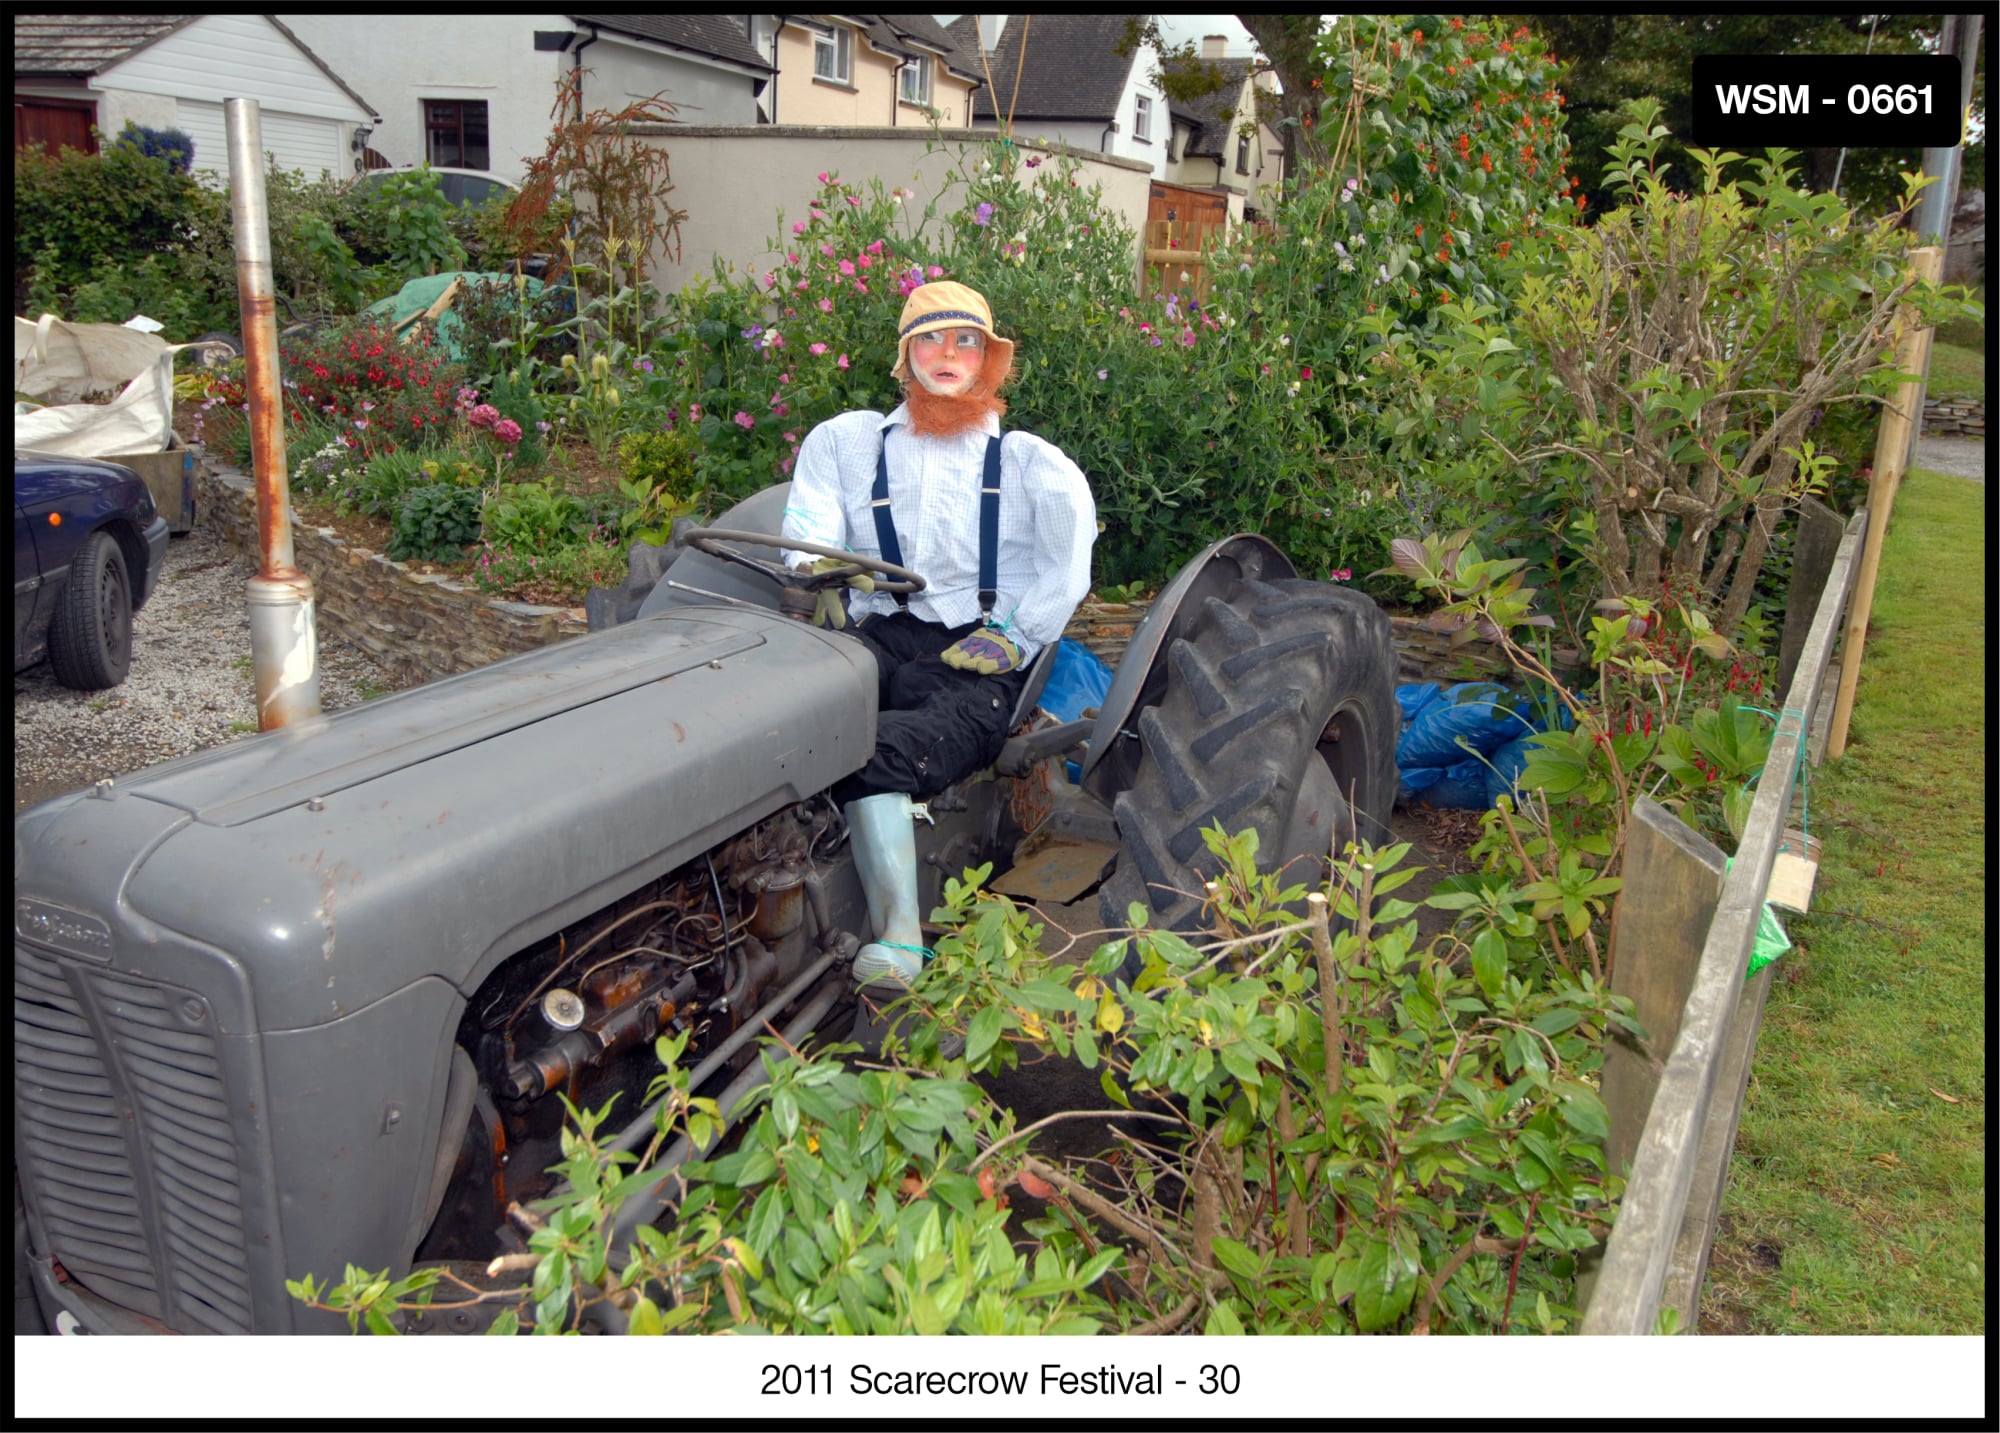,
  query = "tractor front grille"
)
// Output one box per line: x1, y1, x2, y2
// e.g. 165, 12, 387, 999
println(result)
14, 943, 254, 1333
